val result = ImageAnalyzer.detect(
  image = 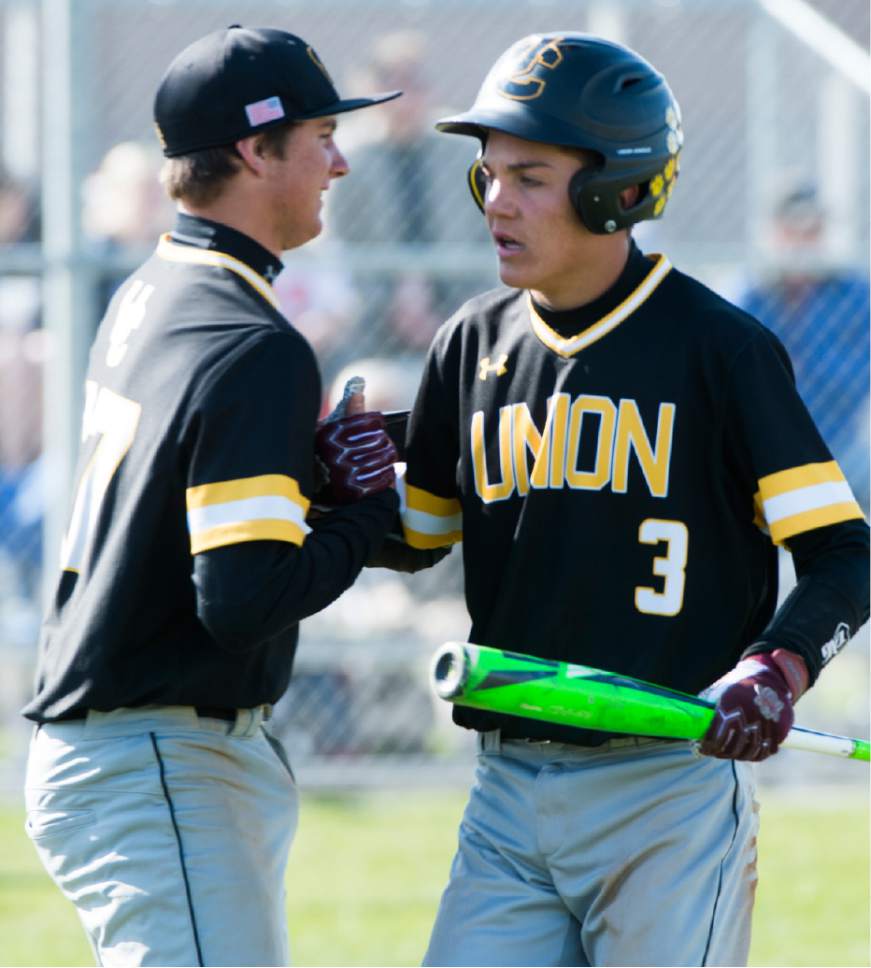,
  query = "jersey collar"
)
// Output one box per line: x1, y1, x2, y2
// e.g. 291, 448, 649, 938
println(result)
157, 213, 283, 310
527, 247, 672, 358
